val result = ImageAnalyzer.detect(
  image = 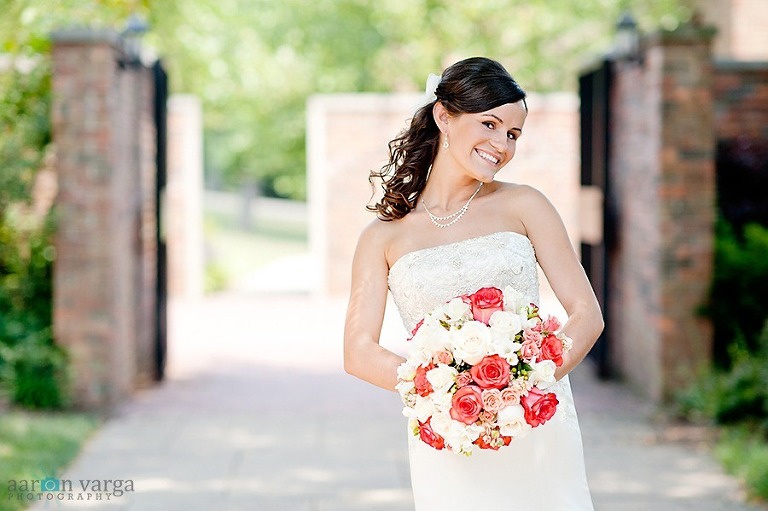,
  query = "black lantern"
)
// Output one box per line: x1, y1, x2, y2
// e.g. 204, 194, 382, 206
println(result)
615, 11, 640, 62
120, 14, 149, 68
